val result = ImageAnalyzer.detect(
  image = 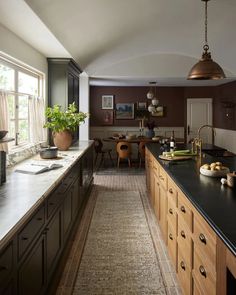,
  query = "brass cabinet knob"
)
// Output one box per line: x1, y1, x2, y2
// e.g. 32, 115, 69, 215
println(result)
180, 206, 186, 213
199, 233, 207, 244
199, 265, 207, 277
180, 261, 186, 271
169, 188, 173, 194
180, 230, 186, 238
169, 233, 173, 240
169, 208, 173, 214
